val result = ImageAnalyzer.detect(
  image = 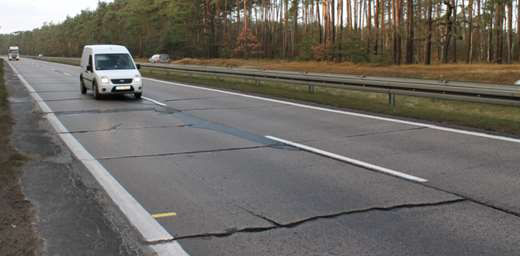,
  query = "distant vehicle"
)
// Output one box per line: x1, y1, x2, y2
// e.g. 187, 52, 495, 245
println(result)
8, 46, 20, 61
148, 54, 170, 63
80, 45, 143, 99
37, 54, 44, 58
